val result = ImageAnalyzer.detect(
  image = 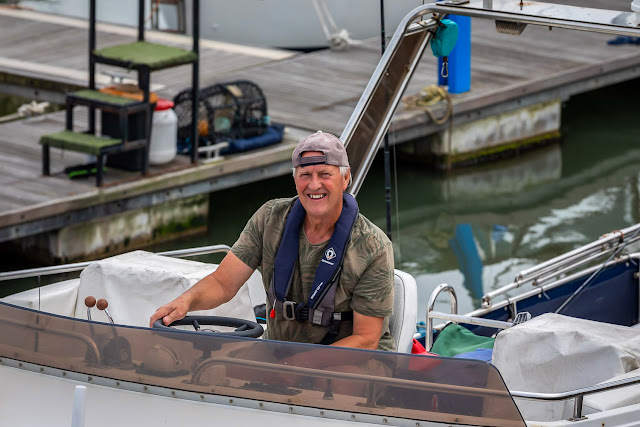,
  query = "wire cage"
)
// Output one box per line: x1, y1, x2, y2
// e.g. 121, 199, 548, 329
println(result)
174, 80, 269, 150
